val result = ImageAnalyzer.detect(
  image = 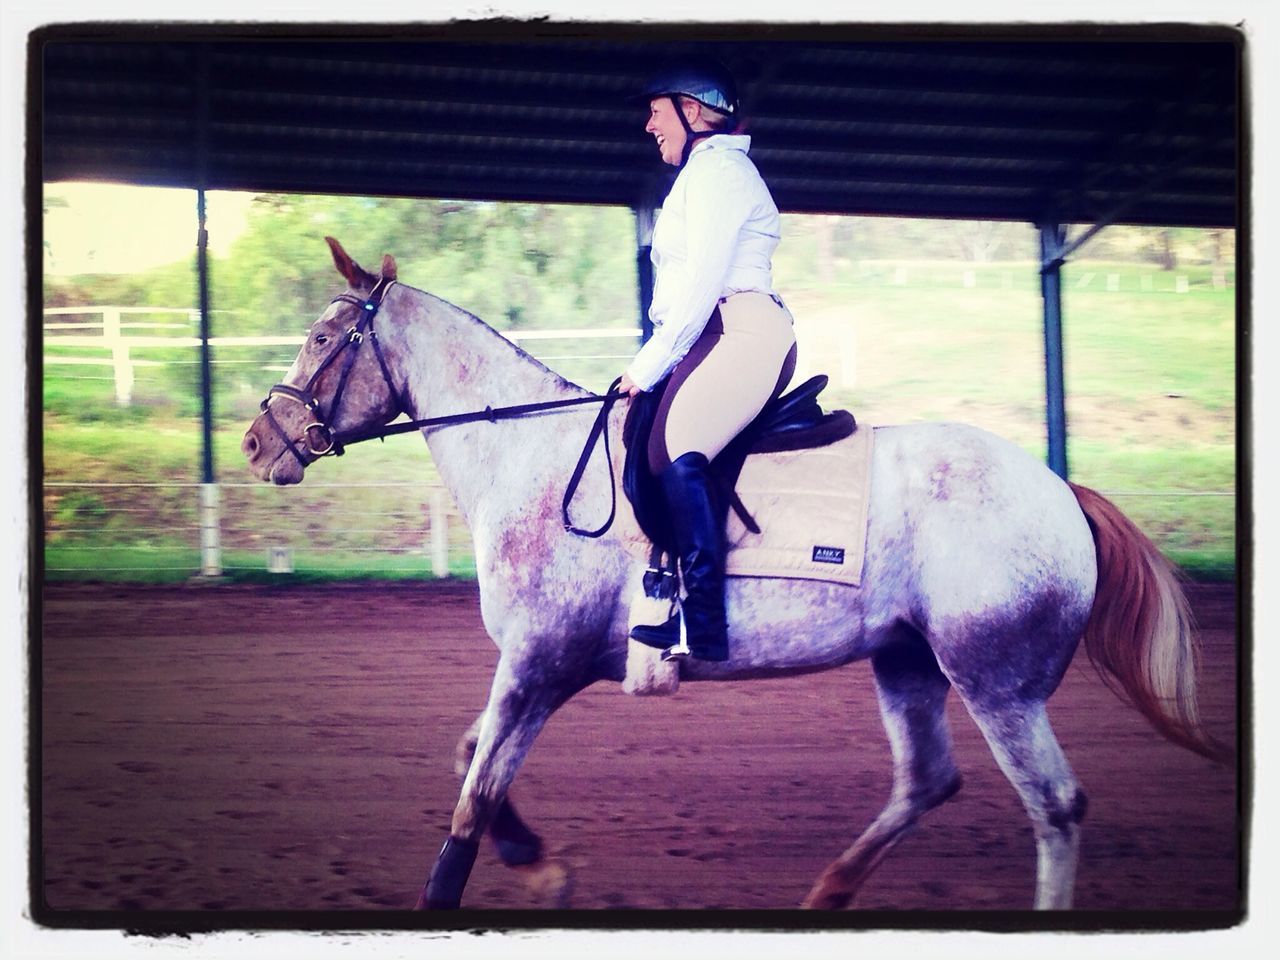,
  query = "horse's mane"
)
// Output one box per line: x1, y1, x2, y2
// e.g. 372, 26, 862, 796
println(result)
406, 284, 593, 396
